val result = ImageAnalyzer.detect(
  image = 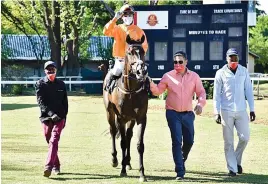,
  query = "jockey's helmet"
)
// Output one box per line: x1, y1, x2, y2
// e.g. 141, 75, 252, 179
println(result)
120, 4, 135, 15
